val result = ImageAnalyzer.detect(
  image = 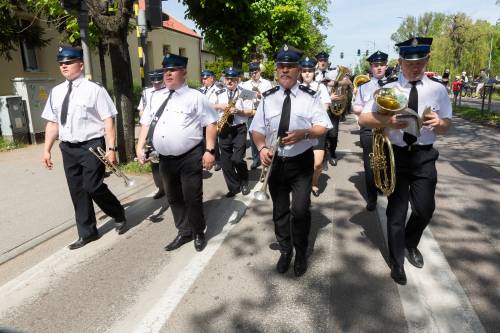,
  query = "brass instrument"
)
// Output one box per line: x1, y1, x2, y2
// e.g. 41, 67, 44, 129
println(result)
254, 138, 281, 201
353, 74, 370, 89
217, 100, 236, 133
369, 88, 408, 196
134, 145, 159, 164
329, 65, 351, 116
89, 147, 135, 187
